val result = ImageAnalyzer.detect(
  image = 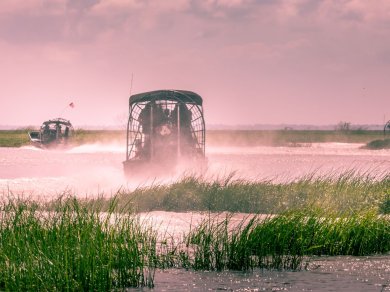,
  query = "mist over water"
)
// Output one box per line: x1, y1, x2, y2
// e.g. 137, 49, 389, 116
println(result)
1, 143, 125, 197
66, 142, 124, 154
1, 142, 389, 198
